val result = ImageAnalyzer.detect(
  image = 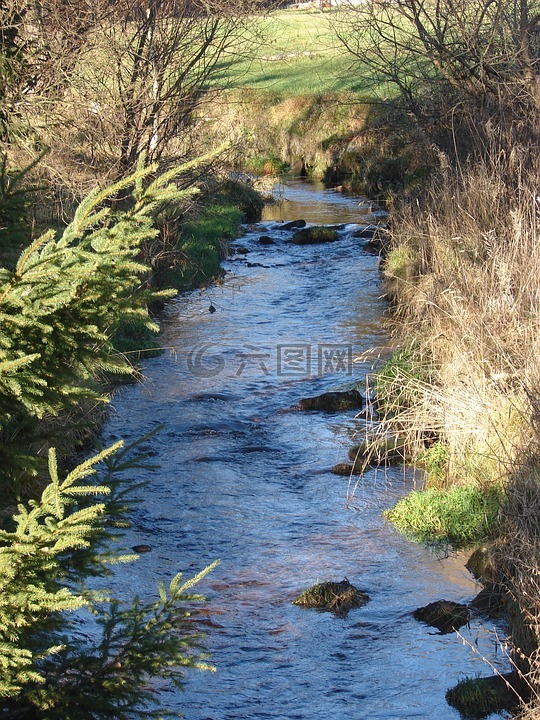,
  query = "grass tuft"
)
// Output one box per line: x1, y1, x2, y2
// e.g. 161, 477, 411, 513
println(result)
384, 484, 503, 548
446, 675, 520, 719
